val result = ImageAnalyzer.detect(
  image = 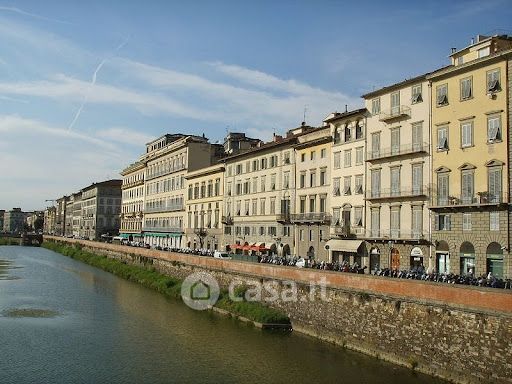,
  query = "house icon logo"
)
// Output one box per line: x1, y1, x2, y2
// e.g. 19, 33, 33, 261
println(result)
181, 272, 219, 310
